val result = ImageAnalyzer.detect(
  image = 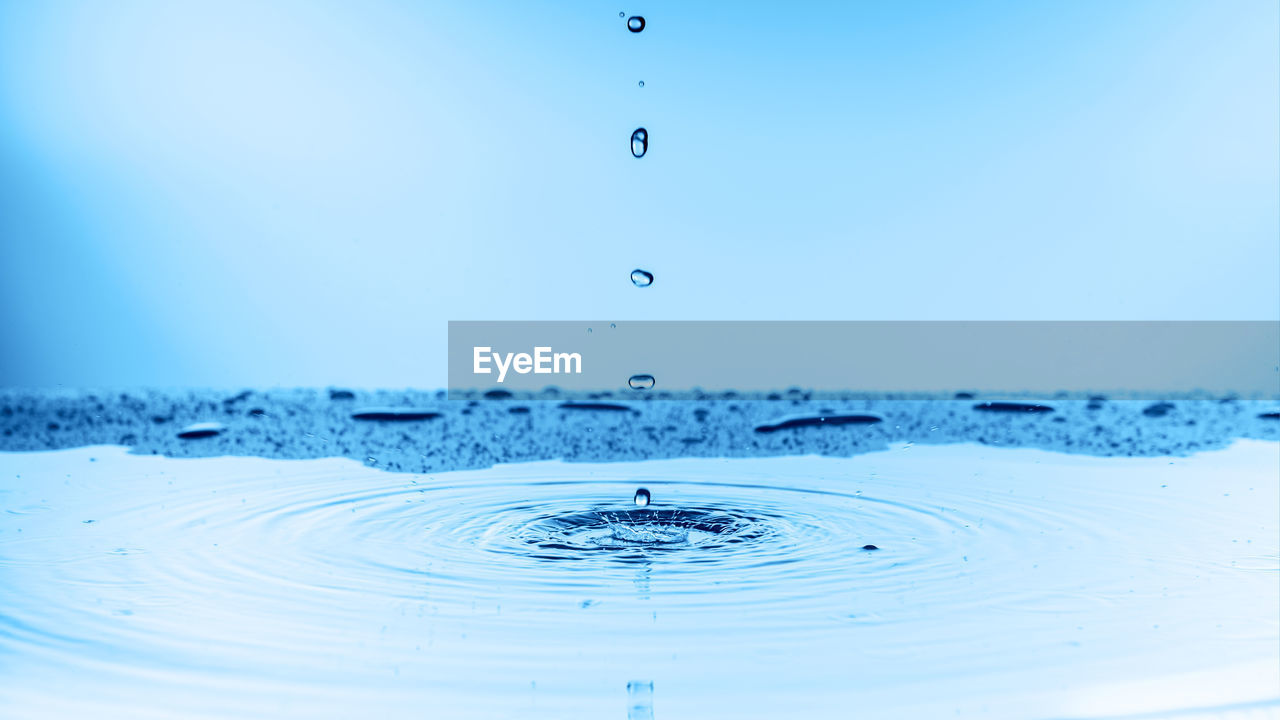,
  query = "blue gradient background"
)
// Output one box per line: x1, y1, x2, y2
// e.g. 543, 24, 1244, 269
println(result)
1, 0, 1276, 388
